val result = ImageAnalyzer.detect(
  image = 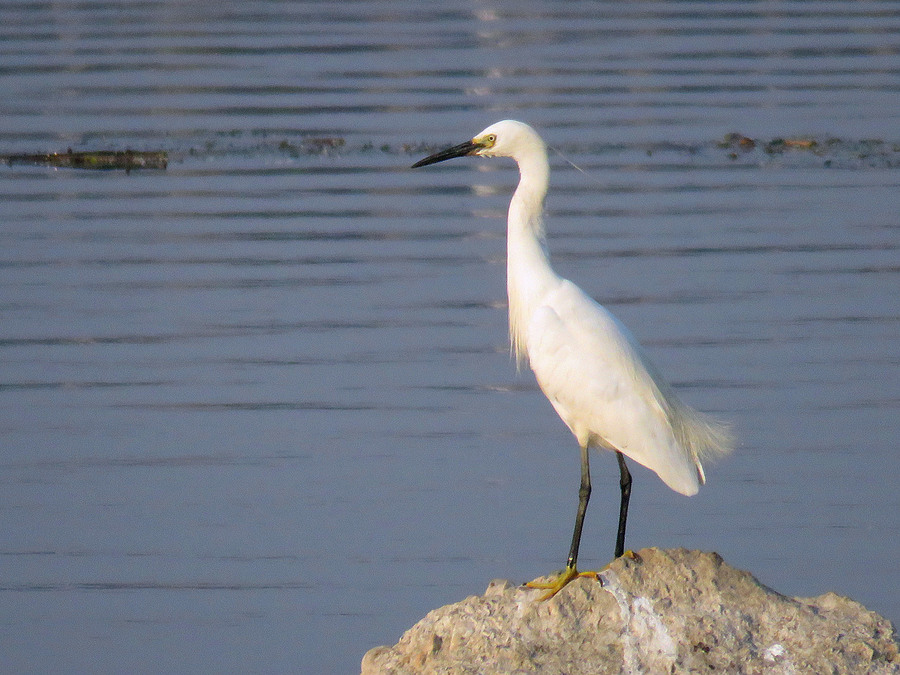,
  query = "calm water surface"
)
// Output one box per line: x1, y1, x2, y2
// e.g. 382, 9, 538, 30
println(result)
1, 2, 898, 673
